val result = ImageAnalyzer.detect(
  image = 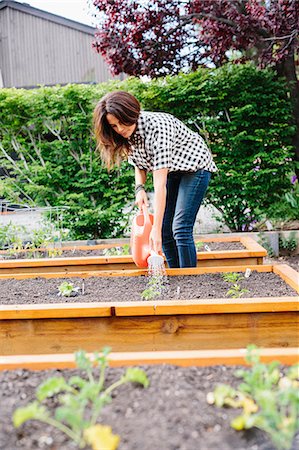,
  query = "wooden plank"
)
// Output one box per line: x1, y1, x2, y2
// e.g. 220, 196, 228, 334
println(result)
0, 269, 148, 279
0, 312, 298, 356
0, 258, 267, 274
273, 264, 299, 293
115, 297, 299, 317
0, 302, 114, 320
239, 237, 268, 254
197, 251, 253, 259
195, 236, 241, 242
196, 257, 261, 266
1, 347, 298, 370
165, 265, 274, 275
0, 264, 275, 280
1, 297, 297, 320
0, 255, 133, 268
